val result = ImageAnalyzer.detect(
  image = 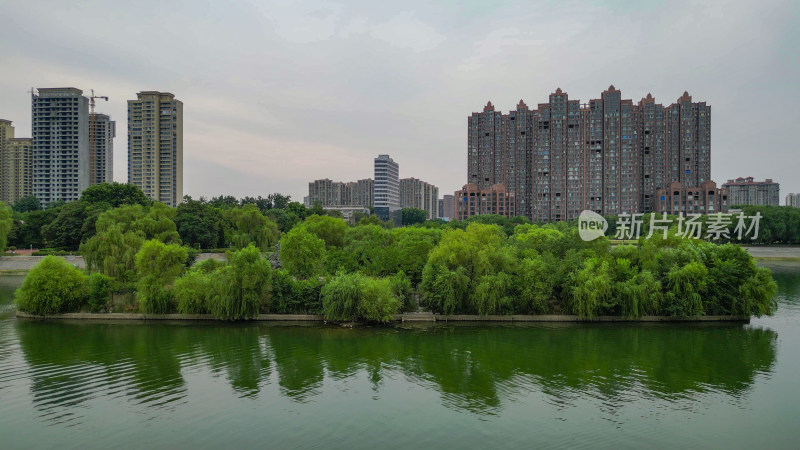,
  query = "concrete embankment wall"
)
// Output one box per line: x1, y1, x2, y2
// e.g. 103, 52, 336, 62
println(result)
15, 311, 751, 323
